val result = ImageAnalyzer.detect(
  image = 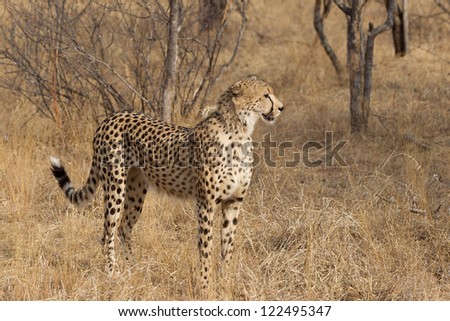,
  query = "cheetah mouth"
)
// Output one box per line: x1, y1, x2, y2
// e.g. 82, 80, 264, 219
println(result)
262, 95, 275, 123
262, 112, 275, 123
